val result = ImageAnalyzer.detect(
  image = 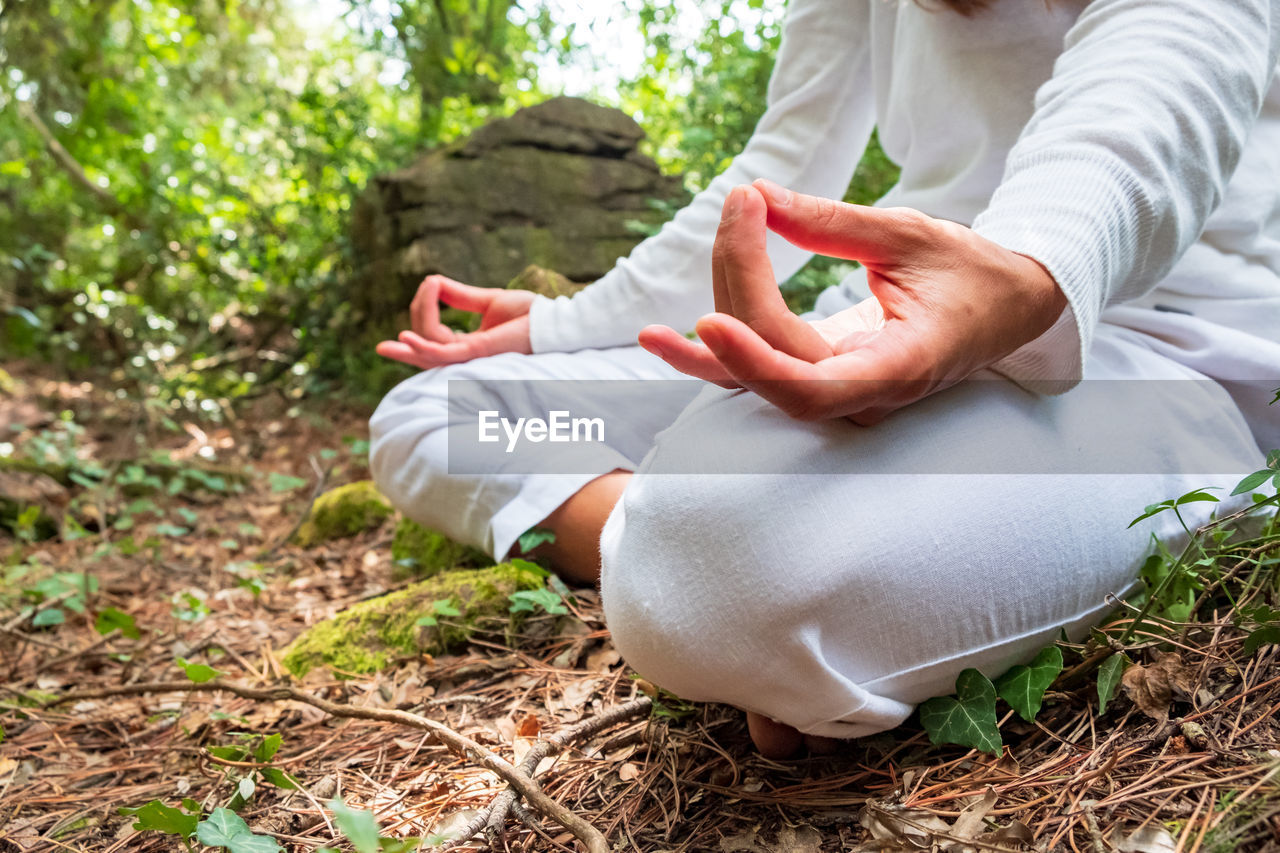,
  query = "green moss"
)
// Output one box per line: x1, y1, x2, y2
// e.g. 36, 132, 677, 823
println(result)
293, 481, 393, 547
391, 518, 488, 580
281, 561, 544, 676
